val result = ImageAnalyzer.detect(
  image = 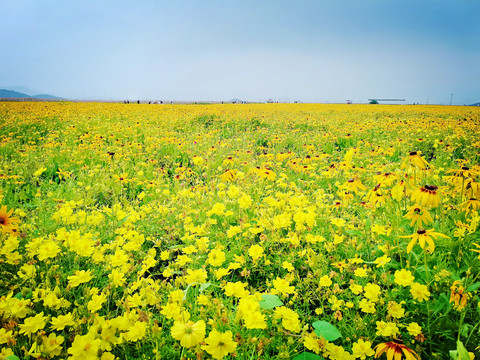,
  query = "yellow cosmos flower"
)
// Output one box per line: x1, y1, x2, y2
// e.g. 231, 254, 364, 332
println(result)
352, 339, 375, 359
67, 333, 102, 360
67, 270, 93, 287
410, 282, 430, 302
394, 269, 415, 287
201, 329, 237, 359
19, 312, 48, 336
41, 333, 64, 357
50, 313, 76, 331
171, 319, 206, 348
